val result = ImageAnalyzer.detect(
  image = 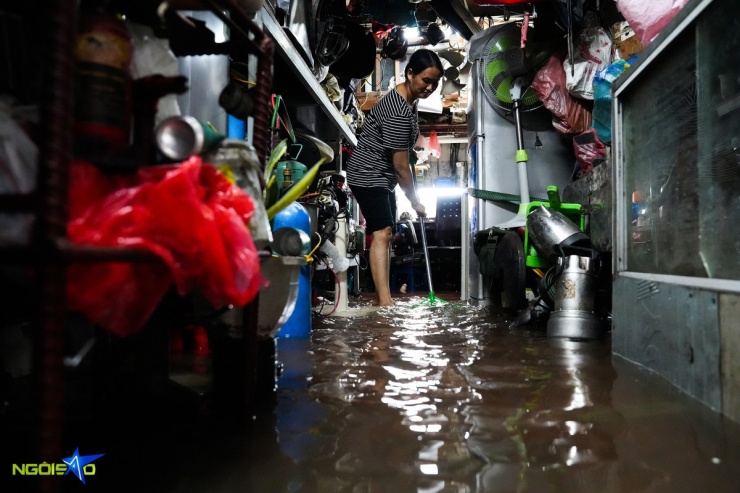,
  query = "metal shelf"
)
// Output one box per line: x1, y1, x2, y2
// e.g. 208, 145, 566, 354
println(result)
256, 3, 357, 146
